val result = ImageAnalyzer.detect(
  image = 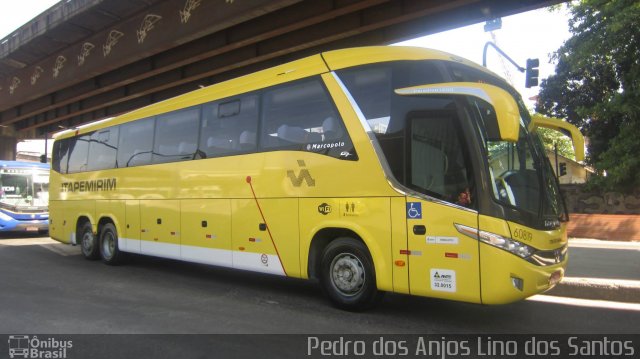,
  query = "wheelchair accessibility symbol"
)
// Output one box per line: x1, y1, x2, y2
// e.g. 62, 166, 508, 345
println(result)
406, 202, 422, 219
